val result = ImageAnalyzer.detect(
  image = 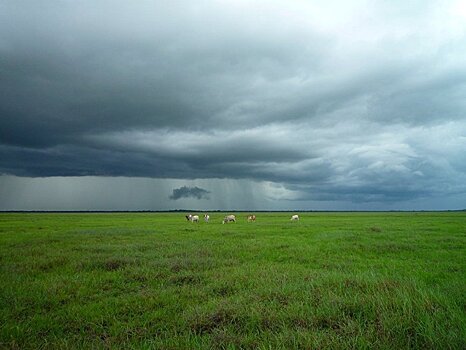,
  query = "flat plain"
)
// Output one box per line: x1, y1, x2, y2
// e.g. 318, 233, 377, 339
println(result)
0, 212, 465, 349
